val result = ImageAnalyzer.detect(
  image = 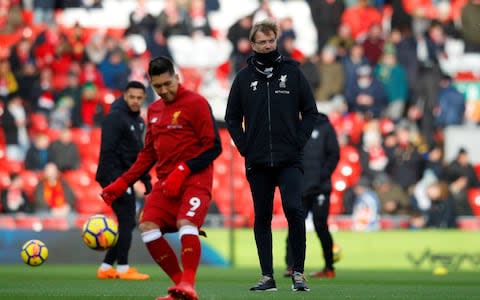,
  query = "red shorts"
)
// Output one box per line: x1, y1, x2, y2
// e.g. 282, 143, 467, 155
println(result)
140, 168, 212, 233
